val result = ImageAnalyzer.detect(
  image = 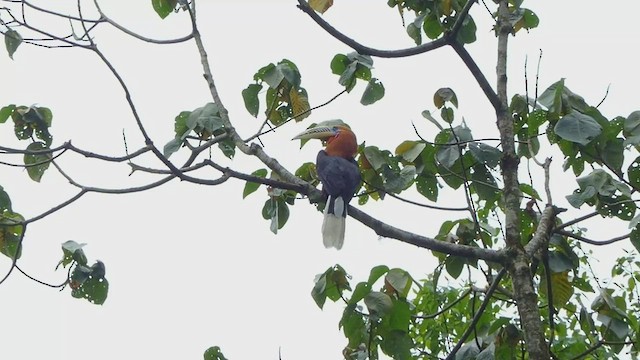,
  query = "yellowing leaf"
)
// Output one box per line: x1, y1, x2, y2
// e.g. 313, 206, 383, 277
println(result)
441, 0, 452, 15
289, 88, 311, 122
308, 0, 333, 14
540, 271, 574, 309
